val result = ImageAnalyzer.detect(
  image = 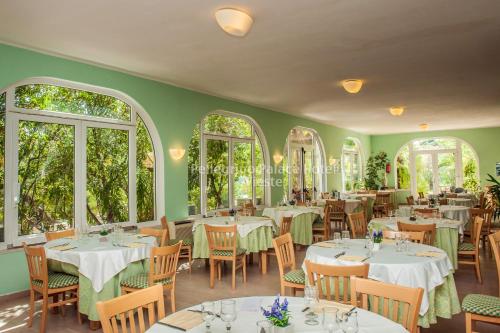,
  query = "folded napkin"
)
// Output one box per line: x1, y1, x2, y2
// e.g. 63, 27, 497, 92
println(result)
314, 242, 339, 248
313, 299, 355, 315
158, 310, 204, 330
337, 255, 367, 262
415, 251, 442, 258
50, 244, 78, 251
127, 242, 146, 248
